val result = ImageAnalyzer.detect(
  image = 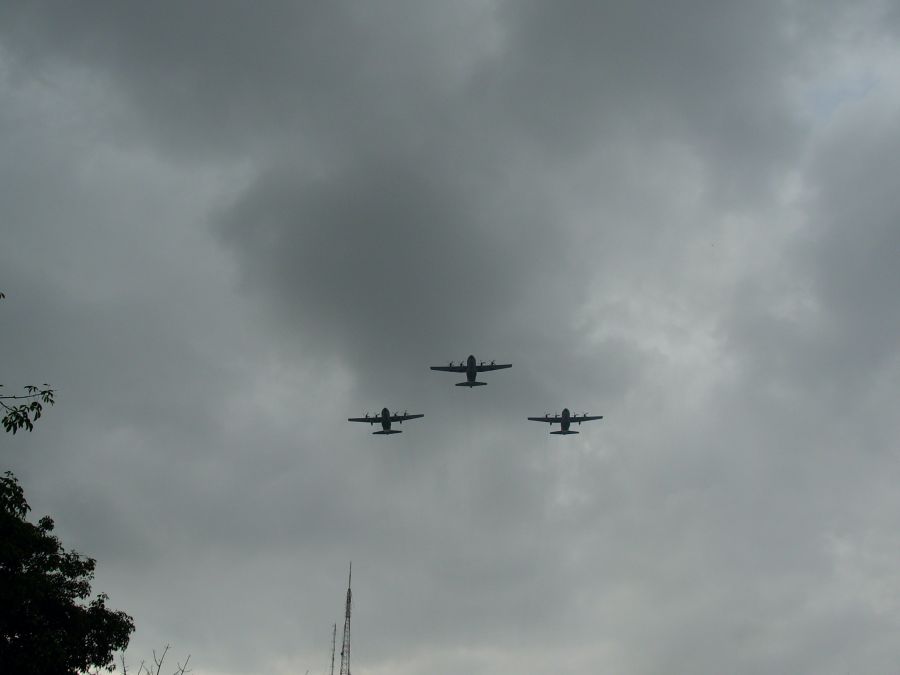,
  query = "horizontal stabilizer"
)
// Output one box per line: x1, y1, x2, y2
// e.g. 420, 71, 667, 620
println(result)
456, 381, 488, 387
550, 430, 579, 435
373, 429, 402, 435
